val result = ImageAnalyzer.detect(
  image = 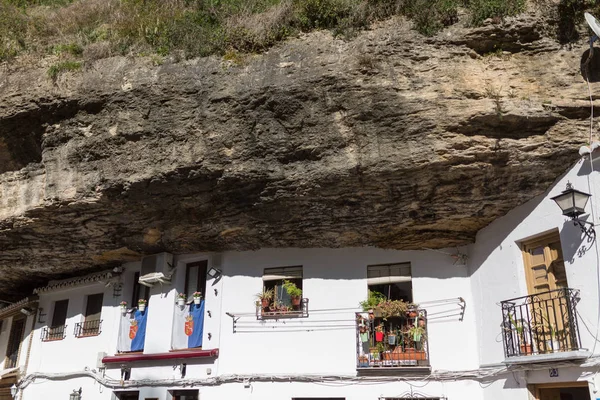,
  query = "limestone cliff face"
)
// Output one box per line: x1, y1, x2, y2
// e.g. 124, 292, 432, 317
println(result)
0, 13, 594, 296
